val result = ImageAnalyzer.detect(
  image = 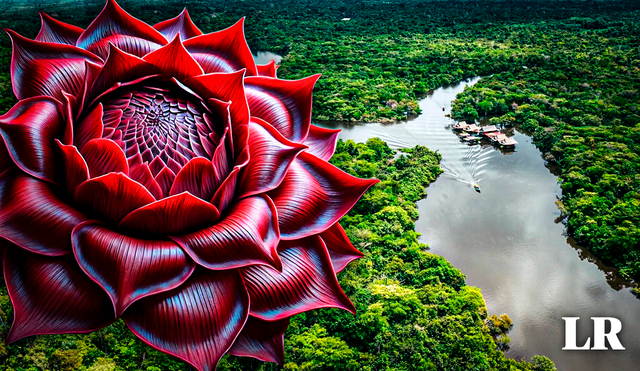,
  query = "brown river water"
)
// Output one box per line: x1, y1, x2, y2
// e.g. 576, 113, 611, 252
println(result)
317, 77, 640, 371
